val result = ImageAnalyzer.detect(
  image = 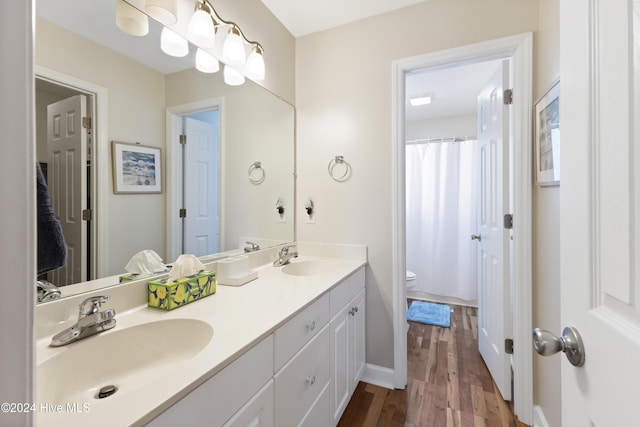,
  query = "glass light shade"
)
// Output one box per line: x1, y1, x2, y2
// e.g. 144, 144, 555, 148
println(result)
224, 65, 245, 86
144, 0, 178, 25
222, 28, 246, 65
116, 0, 149, 36
245, 47, 265, 81
160, 27, 189, 57
188, 8, 215, 48
196, 48, 220, 73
